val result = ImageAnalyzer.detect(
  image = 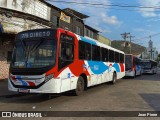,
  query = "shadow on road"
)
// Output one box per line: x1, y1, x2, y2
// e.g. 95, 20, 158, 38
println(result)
140, 93, 160, 111
0, 79, 125, 104
123, 73, 160, 81
0, 93, 63, 104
